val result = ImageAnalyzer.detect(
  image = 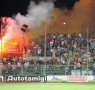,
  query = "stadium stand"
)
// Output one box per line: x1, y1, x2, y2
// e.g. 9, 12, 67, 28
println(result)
0, 32, 95, 76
